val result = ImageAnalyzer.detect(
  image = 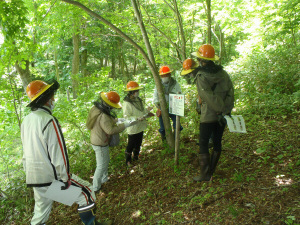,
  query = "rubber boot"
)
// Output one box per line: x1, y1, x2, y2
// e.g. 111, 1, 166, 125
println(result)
125, 151, 132, 167
193, 153, 211, 182
210, 151, 221, 176
78, 203, 97, 225
78, 203, 112, 225
160, 133, 166, 142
